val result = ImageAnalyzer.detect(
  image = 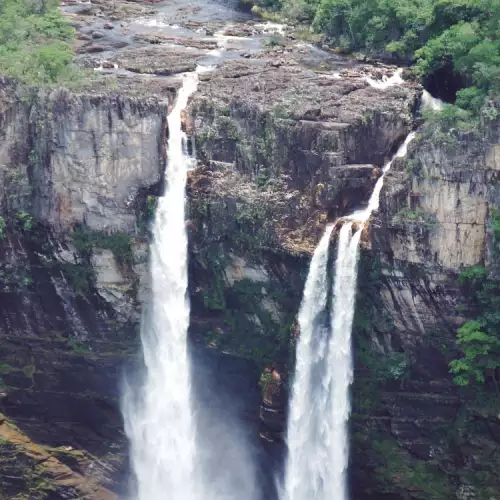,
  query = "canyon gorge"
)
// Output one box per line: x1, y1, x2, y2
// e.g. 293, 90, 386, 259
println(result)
0, 0, 500, 499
